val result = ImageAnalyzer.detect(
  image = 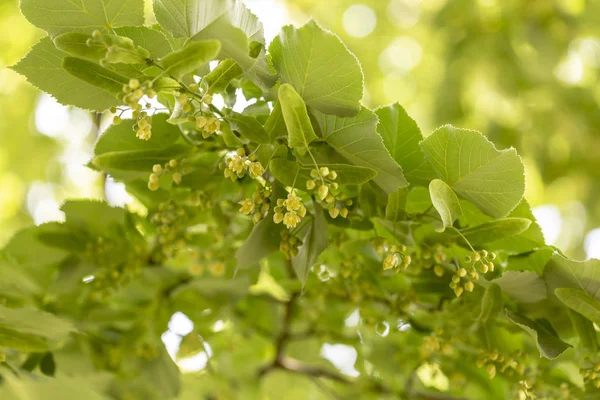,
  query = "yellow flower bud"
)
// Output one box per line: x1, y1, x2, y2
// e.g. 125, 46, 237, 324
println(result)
172, 172, 182, 185
306, 180, 316, 190
329, 207, 340, 219
319, 167, 330, 177
148, 181, 160, 191
317, 185, 329, 200
464, 281, 474, 292
152, 164, 162, 174
168, 159, 178, 168
129, 79, 140, 89
434, 264, 445, 277
339, 207, 349, 218
273, 212, 284, 224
